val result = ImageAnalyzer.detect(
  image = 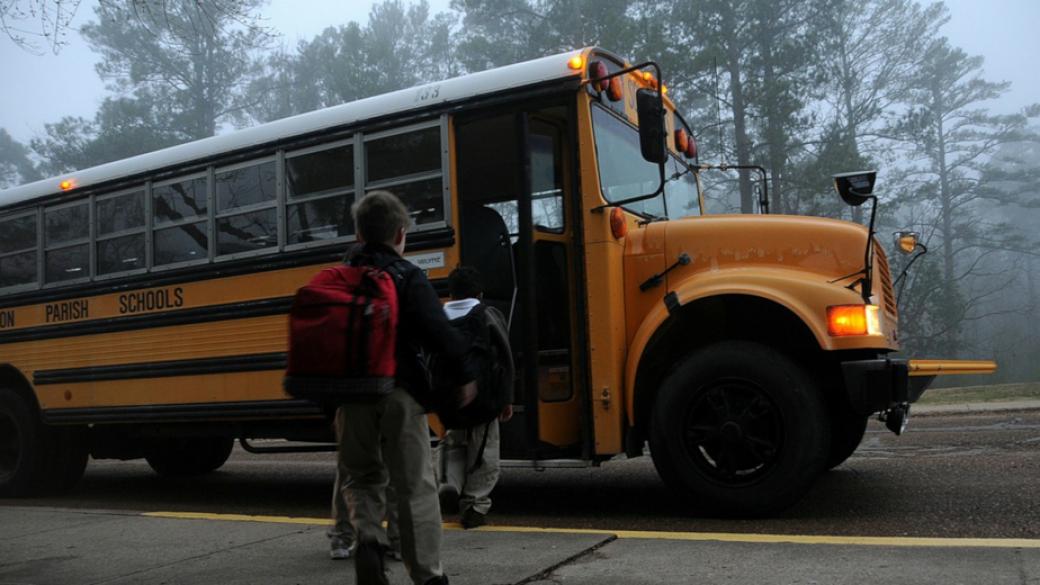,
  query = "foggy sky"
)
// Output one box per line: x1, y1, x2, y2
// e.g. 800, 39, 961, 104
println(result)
0, 0, 1036, 146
